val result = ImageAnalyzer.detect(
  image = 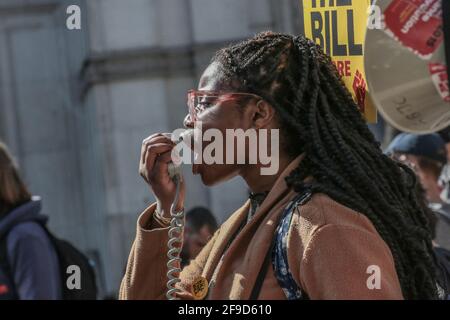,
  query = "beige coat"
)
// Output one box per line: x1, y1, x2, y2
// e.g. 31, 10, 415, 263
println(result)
119, 156, 403, 300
